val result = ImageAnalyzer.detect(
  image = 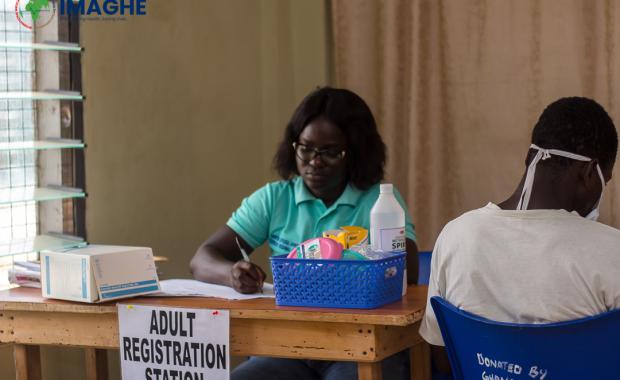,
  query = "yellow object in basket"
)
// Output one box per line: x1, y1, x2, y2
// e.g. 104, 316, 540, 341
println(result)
341, 226, 368, 247
322, 229, 349, 248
